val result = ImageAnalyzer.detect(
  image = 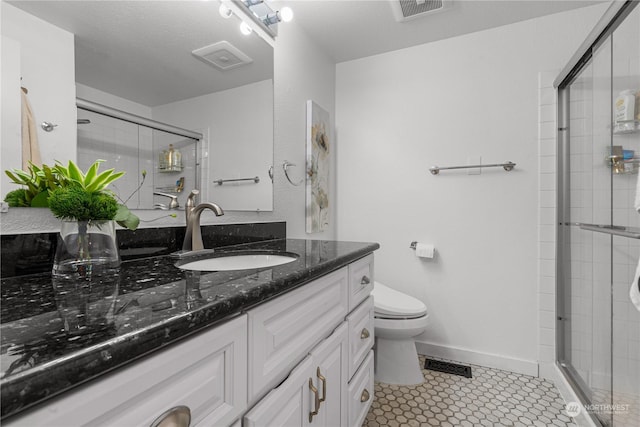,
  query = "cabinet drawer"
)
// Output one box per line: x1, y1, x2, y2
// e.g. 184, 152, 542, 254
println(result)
347, 296, 374, 380
348, 254, 374, 311
348, 350, 374, 427
7, 315, 248, 427
248, 267, 349, 402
